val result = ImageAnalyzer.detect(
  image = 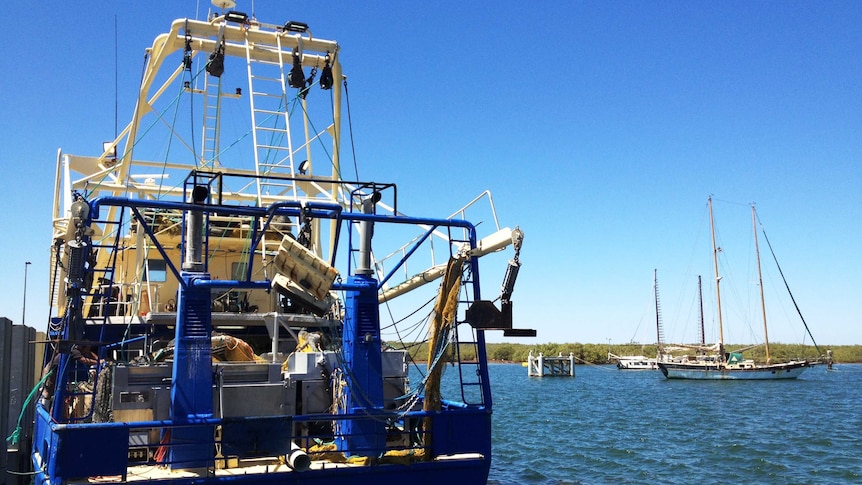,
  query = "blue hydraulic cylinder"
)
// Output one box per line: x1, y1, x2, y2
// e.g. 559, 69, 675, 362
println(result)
169, 272, 214, 469
338, 273, 385, 455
